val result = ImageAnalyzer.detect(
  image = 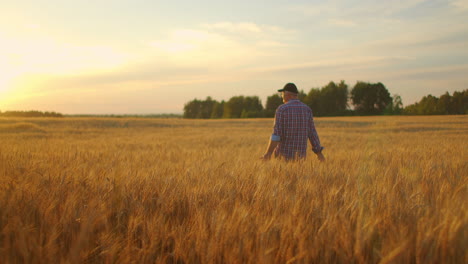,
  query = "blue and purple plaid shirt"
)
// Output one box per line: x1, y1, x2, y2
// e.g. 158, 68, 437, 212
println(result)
271, 99, 323, 160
